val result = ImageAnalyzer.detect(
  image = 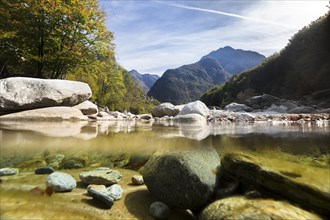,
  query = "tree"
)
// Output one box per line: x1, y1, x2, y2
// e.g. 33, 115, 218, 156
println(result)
0, 0, 112, 79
